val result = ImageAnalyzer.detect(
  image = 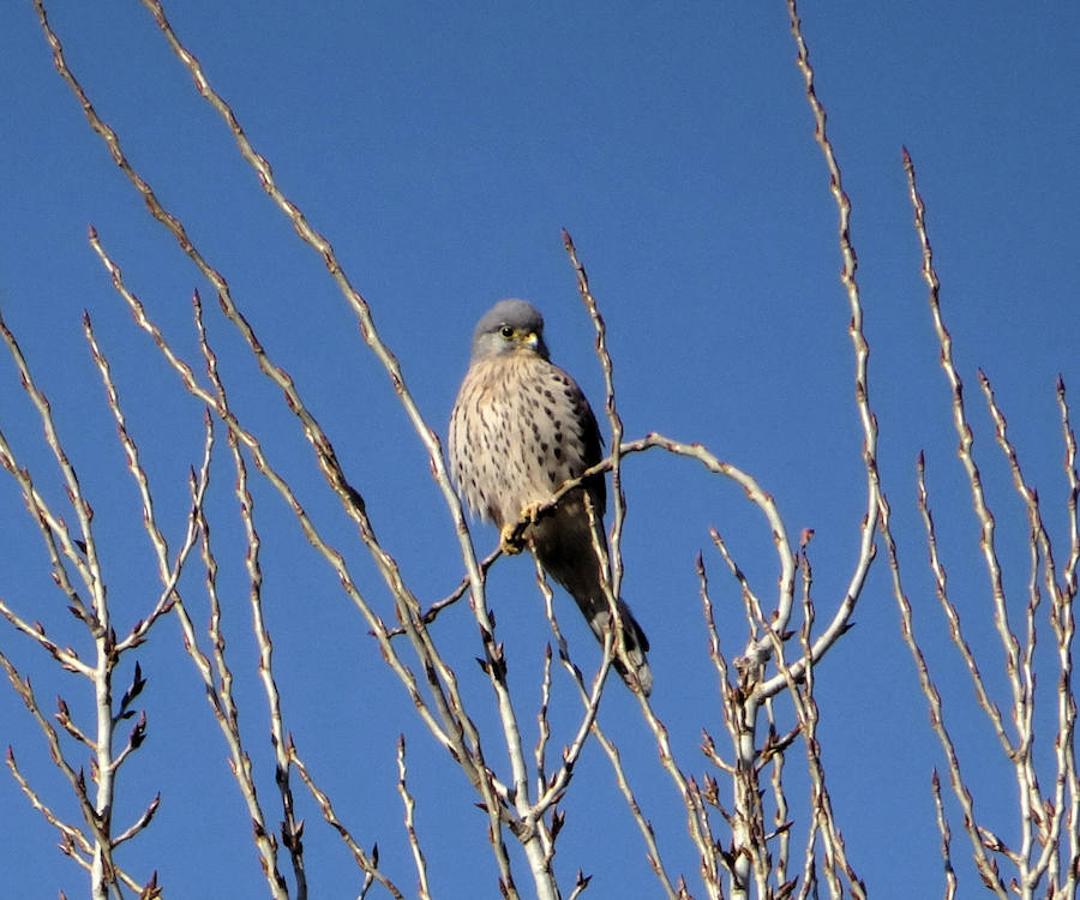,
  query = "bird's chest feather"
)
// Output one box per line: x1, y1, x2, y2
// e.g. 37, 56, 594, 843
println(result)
452, 354, 592, 524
